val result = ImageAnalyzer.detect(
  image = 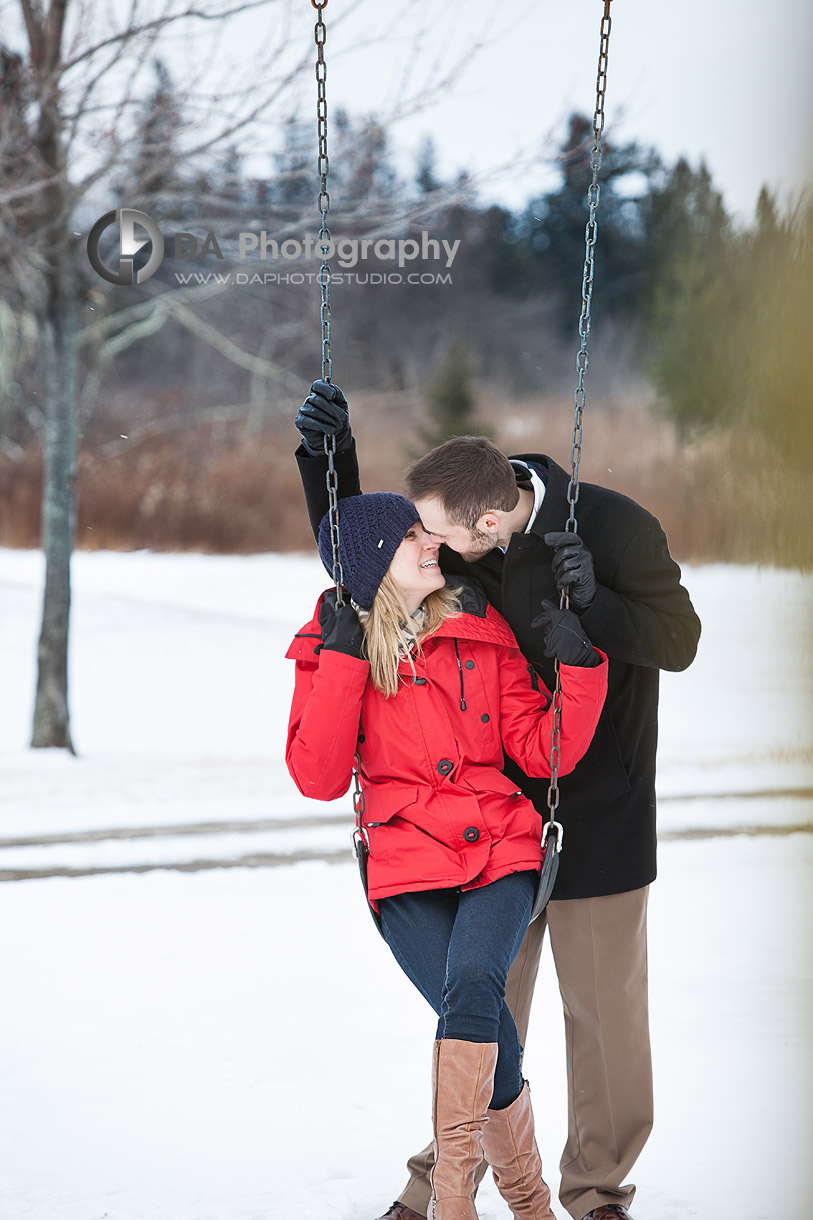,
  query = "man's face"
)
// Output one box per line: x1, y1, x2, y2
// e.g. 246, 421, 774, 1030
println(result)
412, 495, 499, 562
